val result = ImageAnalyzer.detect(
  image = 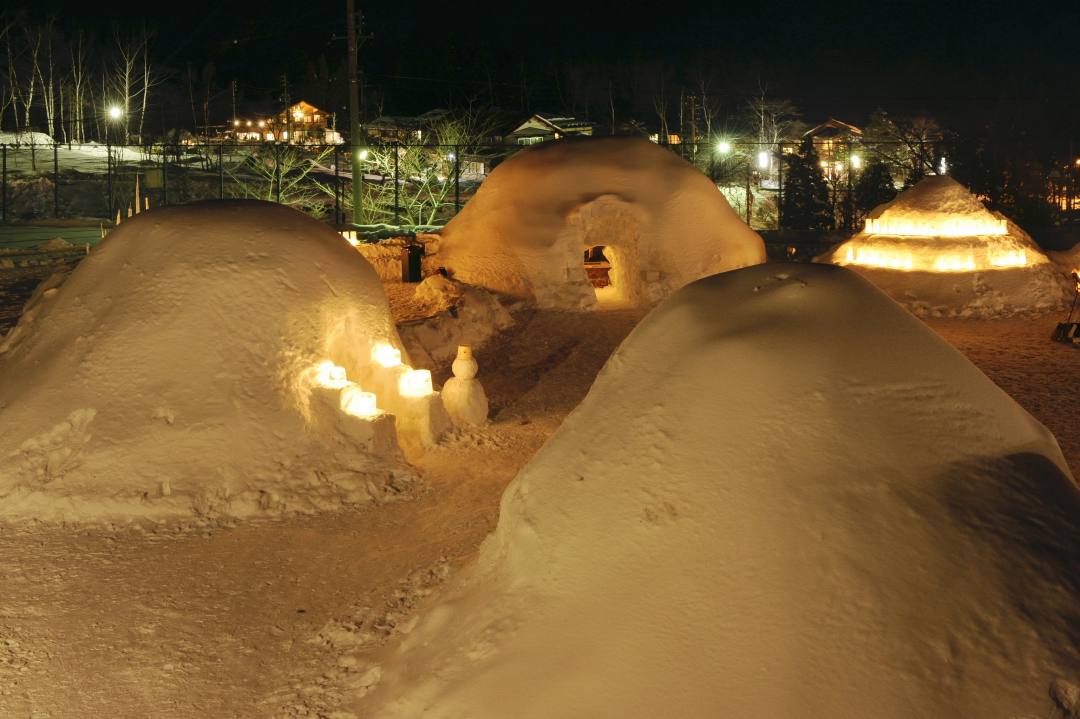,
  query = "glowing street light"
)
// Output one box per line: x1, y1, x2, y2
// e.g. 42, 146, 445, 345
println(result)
716, 140, 732, 155
850, 154, 862, 169
107, 105, 123, 120
756, 150, 770, 170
